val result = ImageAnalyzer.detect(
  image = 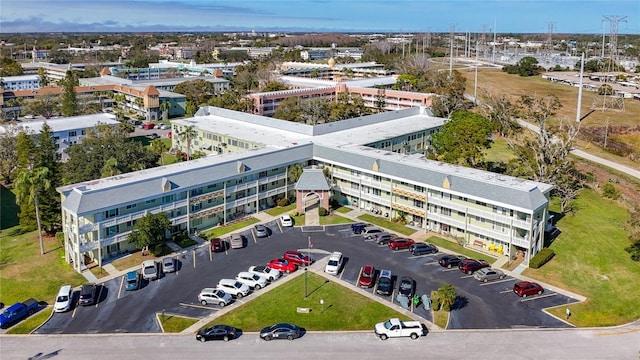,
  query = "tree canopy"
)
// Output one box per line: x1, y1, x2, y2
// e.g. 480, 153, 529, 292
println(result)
63, 124, 159, 184
430, 110, 494, 167
502, 56, 542, 77
128, 212, 170, 255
